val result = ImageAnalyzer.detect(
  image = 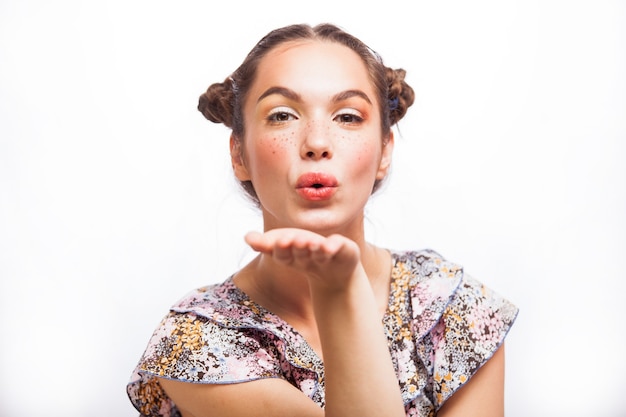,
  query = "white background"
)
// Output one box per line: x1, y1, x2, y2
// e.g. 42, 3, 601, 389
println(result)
1, 1, 625, 416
